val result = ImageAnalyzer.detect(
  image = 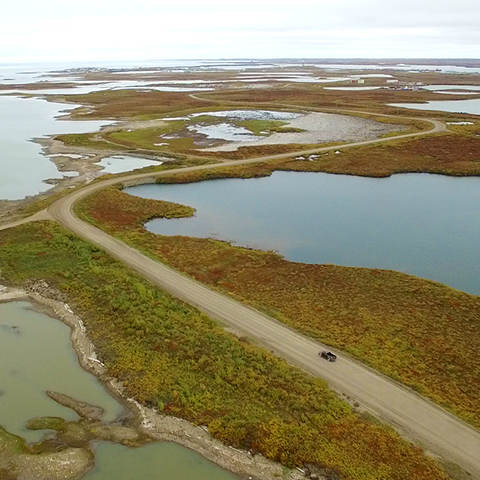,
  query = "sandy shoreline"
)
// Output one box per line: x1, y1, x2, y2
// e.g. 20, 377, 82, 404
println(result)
0, 284, 305, 480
